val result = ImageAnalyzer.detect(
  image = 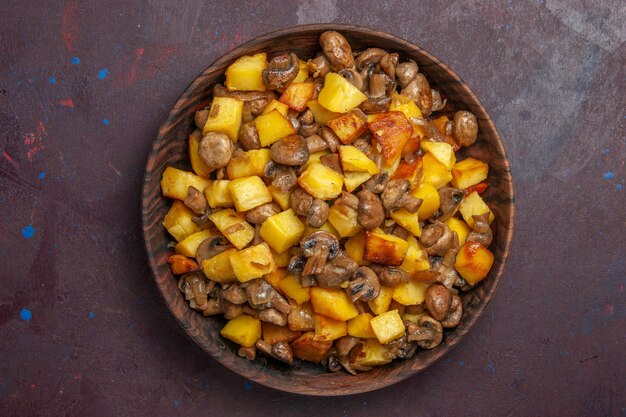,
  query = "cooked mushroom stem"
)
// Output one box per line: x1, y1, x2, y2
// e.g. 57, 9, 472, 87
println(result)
262, 53, 300, 90
467, 213, 493, 246
319, 31, 354, 70
198, 131, 233, 170
348, 266, 381, 302
452, 110, 478, 147
184, 186, 208, 215
407, 316, 443, 349
259, 308, 288, 326
357, 190, 385, 230
238, 345, 256, 360
319, 127, 341, 153
424, 284, 452, 321
369, 73, 388, 98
